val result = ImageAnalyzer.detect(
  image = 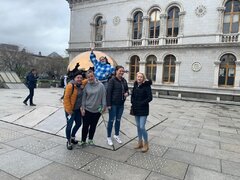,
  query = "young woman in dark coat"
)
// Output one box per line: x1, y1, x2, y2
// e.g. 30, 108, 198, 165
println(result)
131, 72, 152, 152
